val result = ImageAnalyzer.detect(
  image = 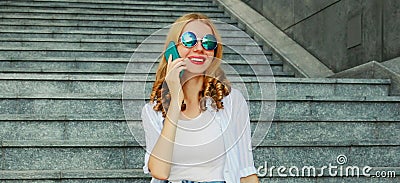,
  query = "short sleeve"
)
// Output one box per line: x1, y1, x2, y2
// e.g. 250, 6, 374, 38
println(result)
141, 103, 163, 174
230, 89, 257, 177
